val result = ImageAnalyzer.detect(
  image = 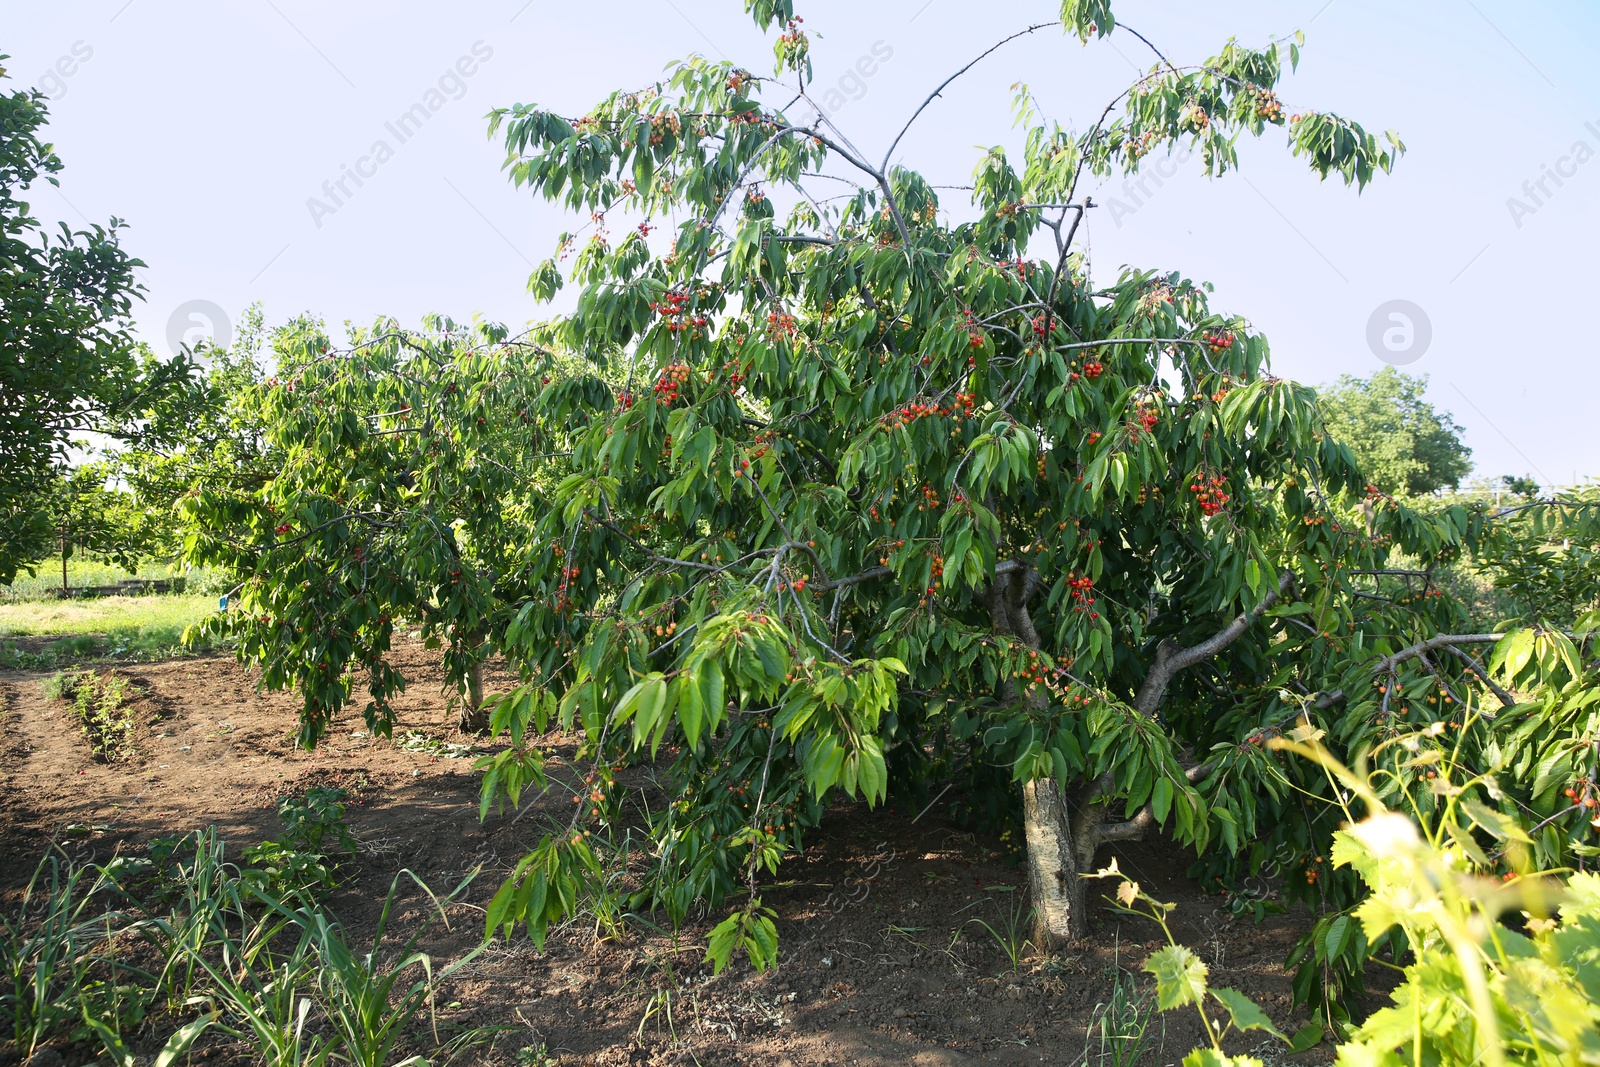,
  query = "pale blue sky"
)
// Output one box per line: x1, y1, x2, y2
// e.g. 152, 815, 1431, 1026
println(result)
5, 0, 1596, 486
